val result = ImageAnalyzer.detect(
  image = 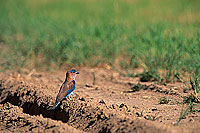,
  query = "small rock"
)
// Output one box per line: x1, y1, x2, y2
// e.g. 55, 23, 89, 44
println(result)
152, 107, 157, 111
172, 121, 176, 125
142, 96, 149, 99
79, 97, 85, 101
111, 104, 116, 109
132, 105, 139, 109
119, 103, 128, 109
31, 73, 42, 78
85, 84, 93, 87
99, 99, 106, 104
136, 112, 143, 117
